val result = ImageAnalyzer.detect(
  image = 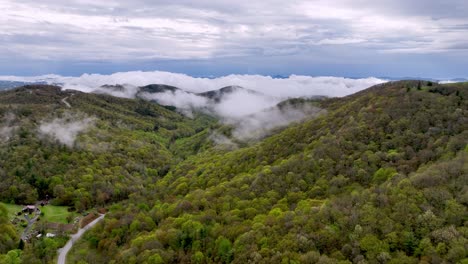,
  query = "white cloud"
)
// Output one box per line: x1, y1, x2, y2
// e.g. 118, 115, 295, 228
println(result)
0, 71, 386, 98
2, 70, 386, 140
212, 89, 280, 118
438, 79, 467, 84
228, 103, 325, 140
208, 131, 238, 149
139, 90, 209, 109
38, 114, 95, 147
